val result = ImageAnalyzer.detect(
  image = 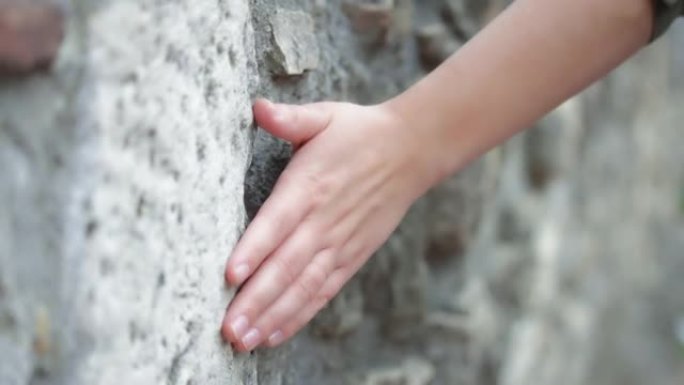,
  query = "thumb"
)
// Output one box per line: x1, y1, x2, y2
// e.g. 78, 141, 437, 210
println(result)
253, 99, 333, 145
